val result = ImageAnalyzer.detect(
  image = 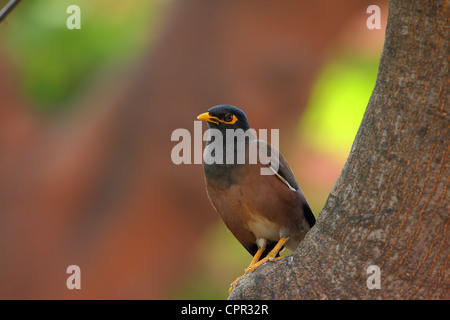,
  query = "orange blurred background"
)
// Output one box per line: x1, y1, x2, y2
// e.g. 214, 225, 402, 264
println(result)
0, 0, 387, 299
